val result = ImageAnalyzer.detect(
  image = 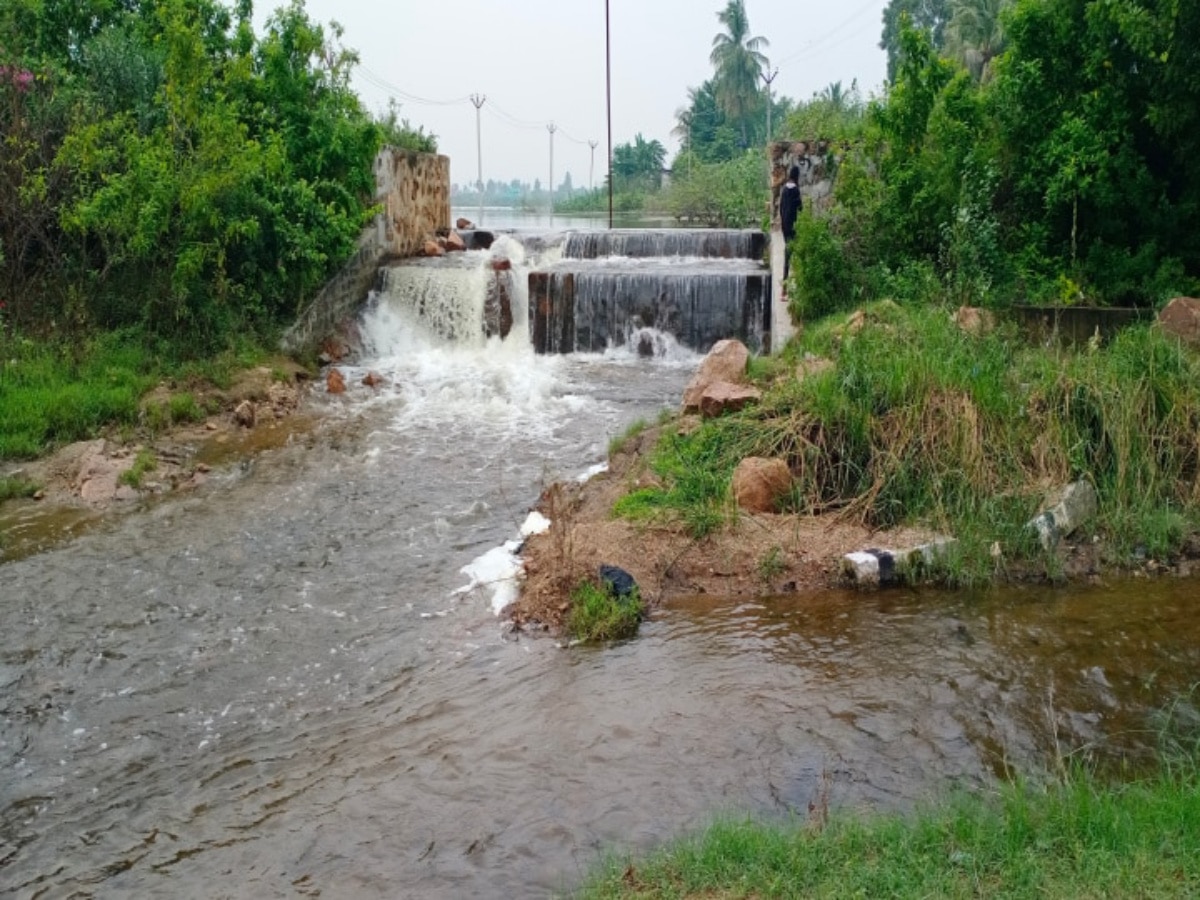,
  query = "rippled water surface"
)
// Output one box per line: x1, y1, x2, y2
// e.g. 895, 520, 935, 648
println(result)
3, 253, 1199, 898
